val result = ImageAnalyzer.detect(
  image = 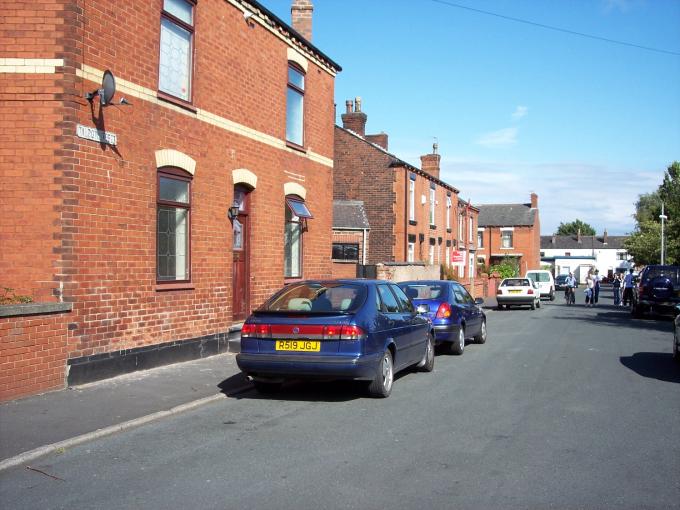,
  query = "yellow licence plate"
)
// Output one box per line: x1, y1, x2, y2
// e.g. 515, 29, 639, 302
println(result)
509, 290, 522, 294
275, 340, 320, 352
